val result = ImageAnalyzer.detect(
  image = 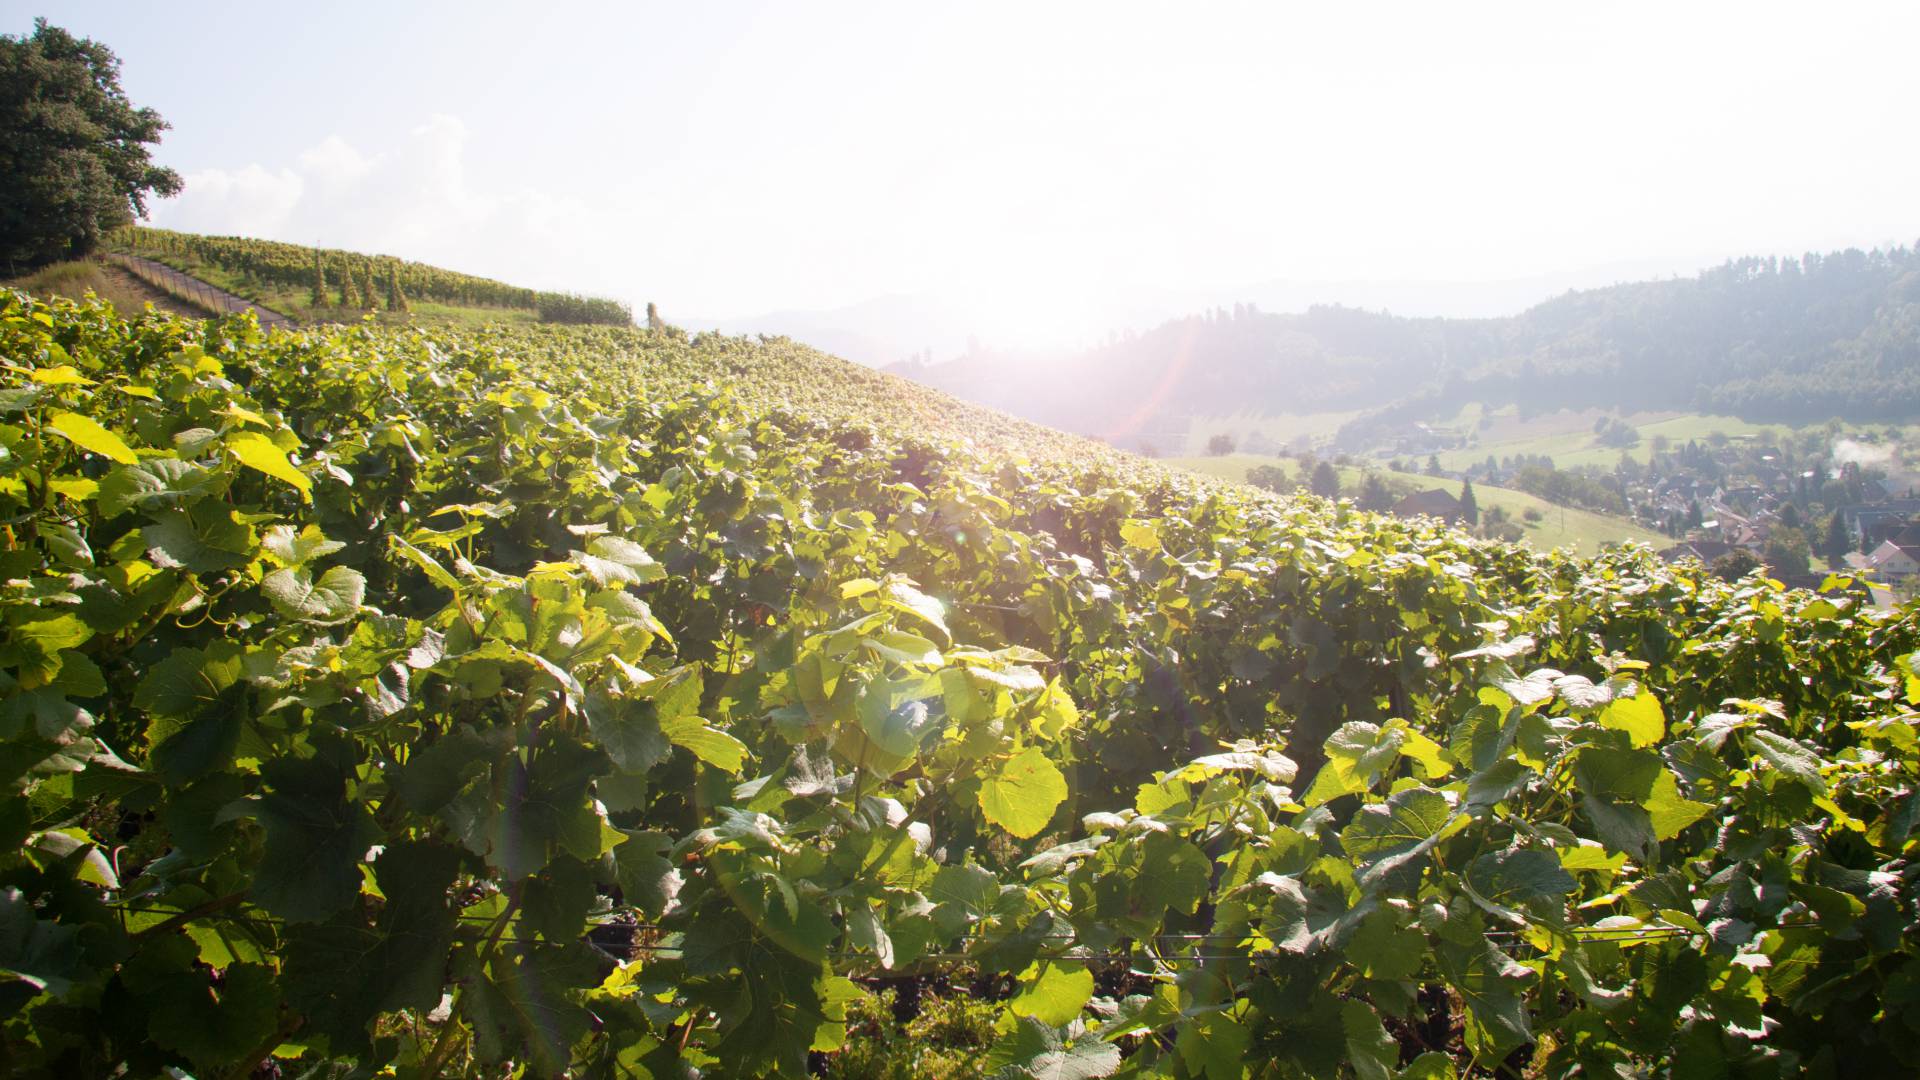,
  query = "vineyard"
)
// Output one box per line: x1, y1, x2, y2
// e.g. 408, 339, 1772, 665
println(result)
2, 290, 1918, 1078
112, 227, 634, 327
